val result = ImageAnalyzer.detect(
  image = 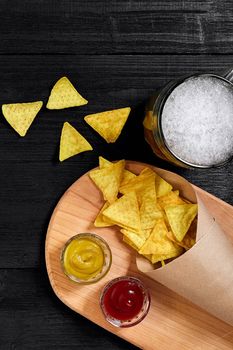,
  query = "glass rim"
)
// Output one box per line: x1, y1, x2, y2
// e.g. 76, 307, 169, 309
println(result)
60, 232, 112, 284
